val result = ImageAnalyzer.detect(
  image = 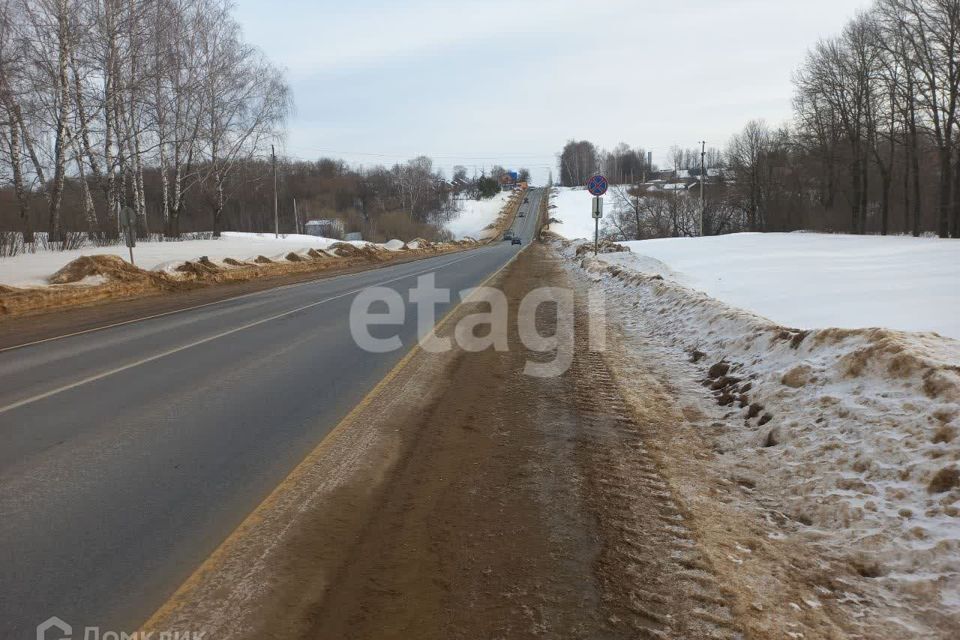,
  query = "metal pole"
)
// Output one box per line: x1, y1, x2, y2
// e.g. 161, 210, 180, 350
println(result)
272, 144, 278, 238
700, 141, 706, 237
594, 196, 599, 256
293, 197, 299, 234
